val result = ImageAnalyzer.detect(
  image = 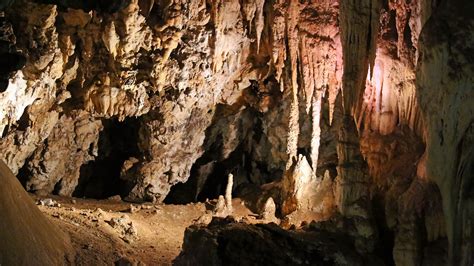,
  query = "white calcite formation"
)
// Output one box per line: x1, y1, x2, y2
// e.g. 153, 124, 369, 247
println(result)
0, 0, 472, 264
